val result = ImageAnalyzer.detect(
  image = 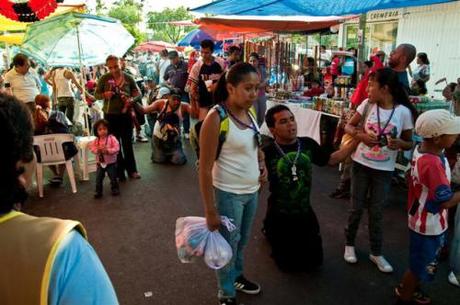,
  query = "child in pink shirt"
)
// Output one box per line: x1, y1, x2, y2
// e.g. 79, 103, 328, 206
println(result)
89, 119, 120, 198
